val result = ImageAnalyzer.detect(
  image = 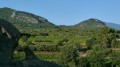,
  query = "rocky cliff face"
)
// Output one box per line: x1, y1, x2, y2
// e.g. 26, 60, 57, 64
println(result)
0, 19, 60, 67
11, 11, 39, 23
